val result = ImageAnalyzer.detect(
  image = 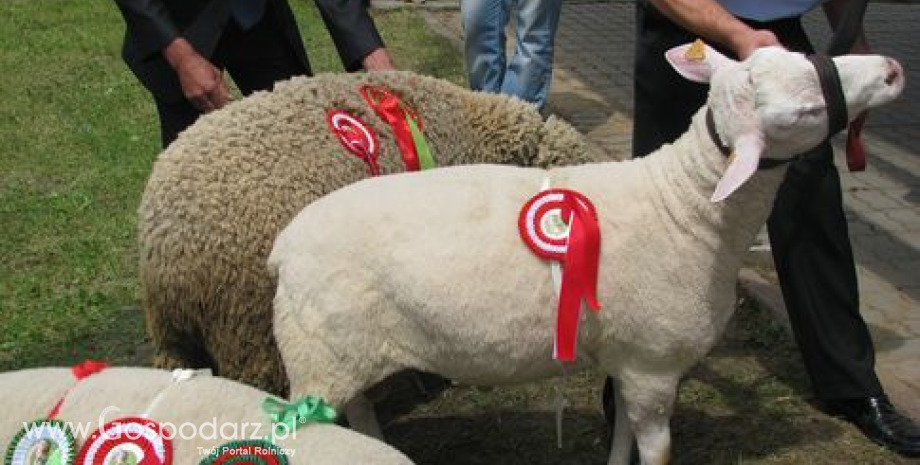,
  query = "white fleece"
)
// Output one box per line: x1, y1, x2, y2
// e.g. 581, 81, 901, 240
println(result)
269, 47, 903, 465
0, 367, 414, 465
